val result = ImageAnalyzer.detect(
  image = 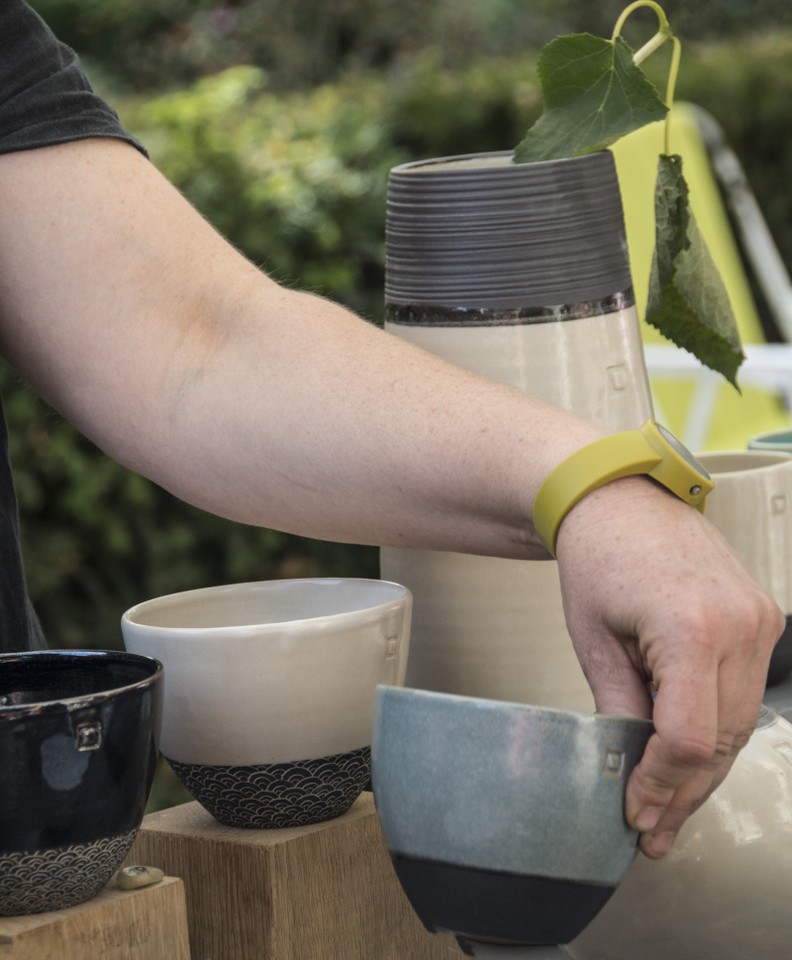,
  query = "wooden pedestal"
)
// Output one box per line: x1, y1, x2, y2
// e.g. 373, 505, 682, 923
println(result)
126, 794, 466, 960
0, 876, 190, 960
